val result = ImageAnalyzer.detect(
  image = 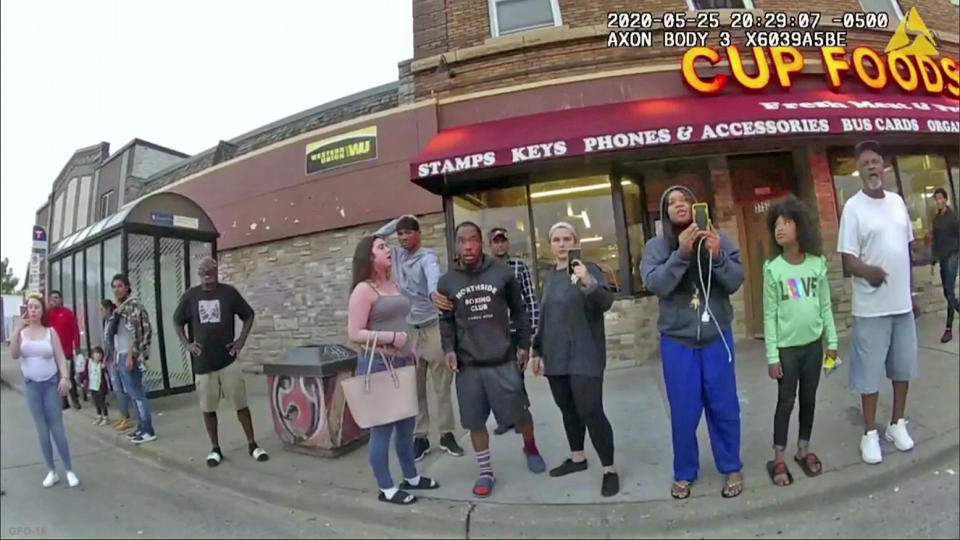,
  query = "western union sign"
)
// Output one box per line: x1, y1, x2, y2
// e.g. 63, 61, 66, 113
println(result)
305, 126, 378, 175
